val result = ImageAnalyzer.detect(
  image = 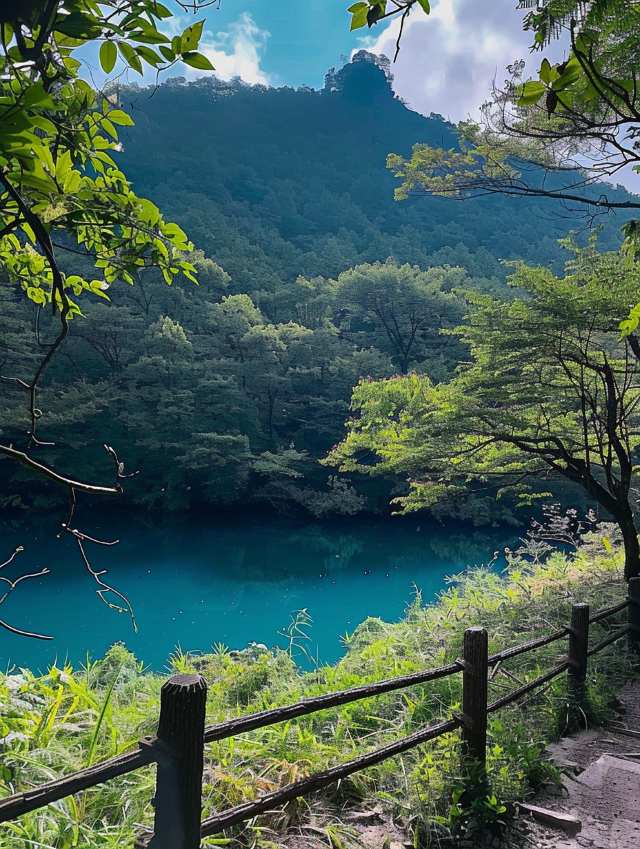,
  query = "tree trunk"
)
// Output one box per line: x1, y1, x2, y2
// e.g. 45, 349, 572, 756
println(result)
563, 461, 639, 581
617, 510, 640, 581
